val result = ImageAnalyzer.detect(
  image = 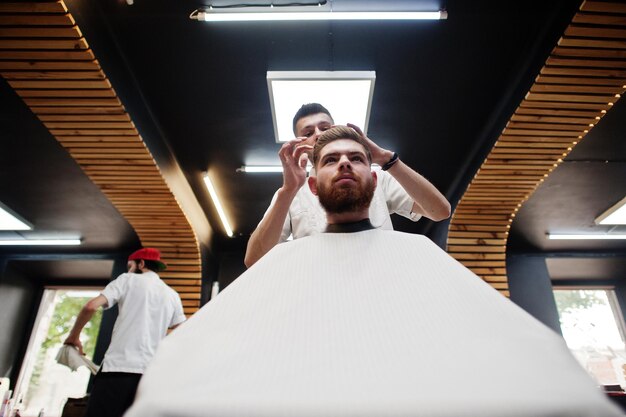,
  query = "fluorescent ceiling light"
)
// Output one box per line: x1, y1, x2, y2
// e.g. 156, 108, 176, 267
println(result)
0, 203, 32, 230
195, 11, 447, 22
203, 173, 234, 237
267, 71, 375, 143
0, 239, 81, 246
237, 165, 312, 173
547, 234, 626, 240
596, 196, 626, 225
237, 164, 381, 173
238, 165, 290, 173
